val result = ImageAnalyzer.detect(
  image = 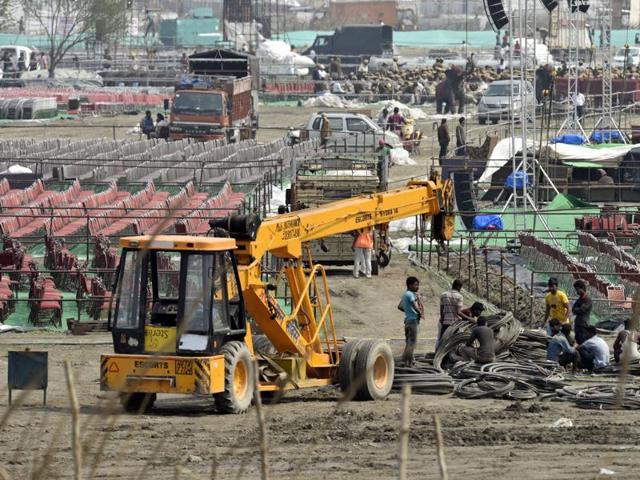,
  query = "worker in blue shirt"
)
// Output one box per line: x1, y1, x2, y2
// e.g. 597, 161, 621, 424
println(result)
547, 319, 576, 365
397, 276, 424, 367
